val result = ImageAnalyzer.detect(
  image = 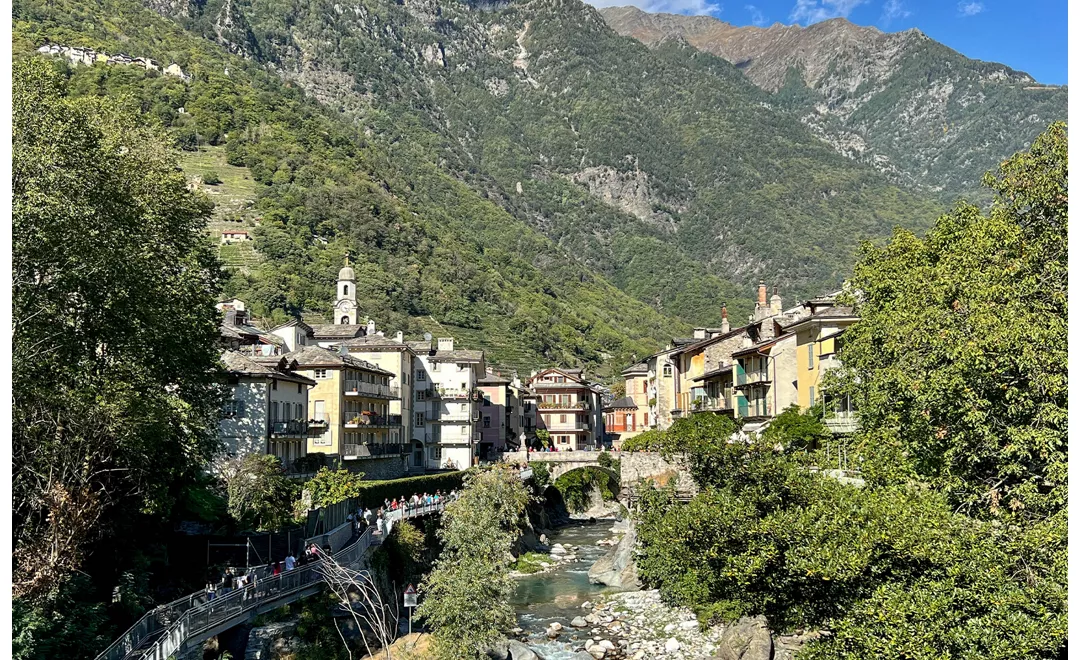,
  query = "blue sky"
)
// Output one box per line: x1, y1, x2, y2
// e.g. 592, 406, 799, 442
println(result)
584, 0, 1067, 84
